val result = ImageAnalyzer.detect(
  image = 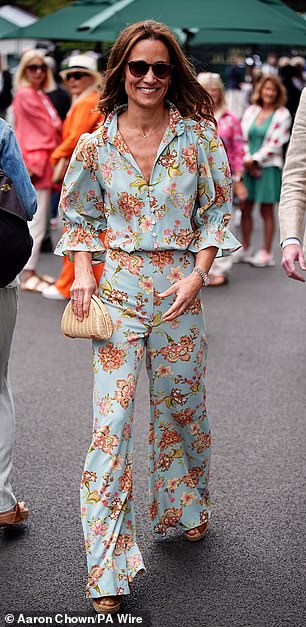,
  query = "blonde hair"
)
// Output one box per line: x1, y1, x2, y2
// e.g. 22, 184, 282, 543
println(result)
99, 20, 215, 124
252, 74, 287, 109
197, 72, 226, 110
14, 49, 55, 92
